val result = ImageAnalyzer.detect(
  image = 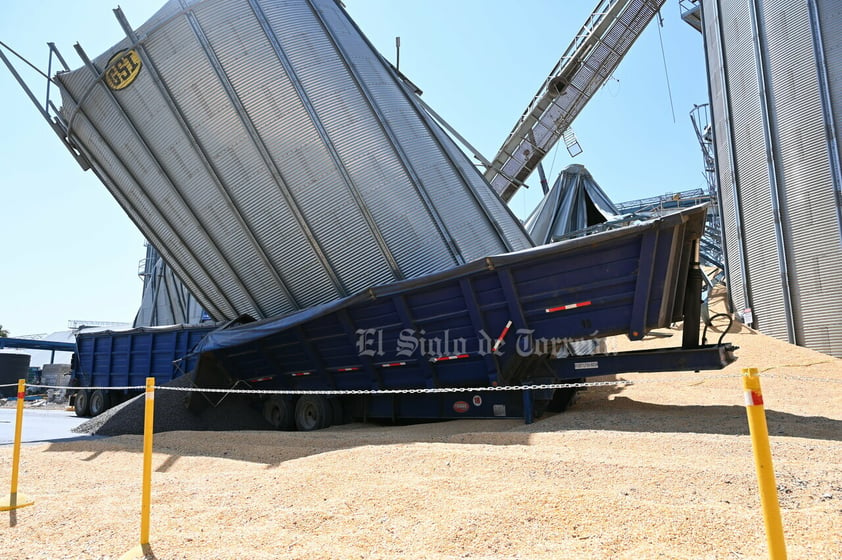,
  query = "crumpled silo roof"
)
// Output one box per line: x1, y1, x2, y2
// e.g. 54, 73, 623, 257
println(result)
524, 164, 620, 245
